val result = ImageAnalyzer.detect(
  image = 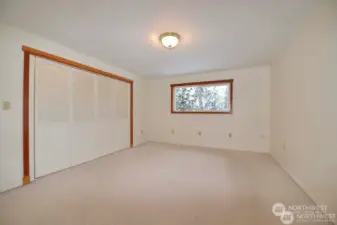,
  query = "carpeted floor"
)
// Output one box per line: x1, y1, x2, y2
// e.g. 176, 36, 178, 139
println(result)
0, 142, 327, 225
